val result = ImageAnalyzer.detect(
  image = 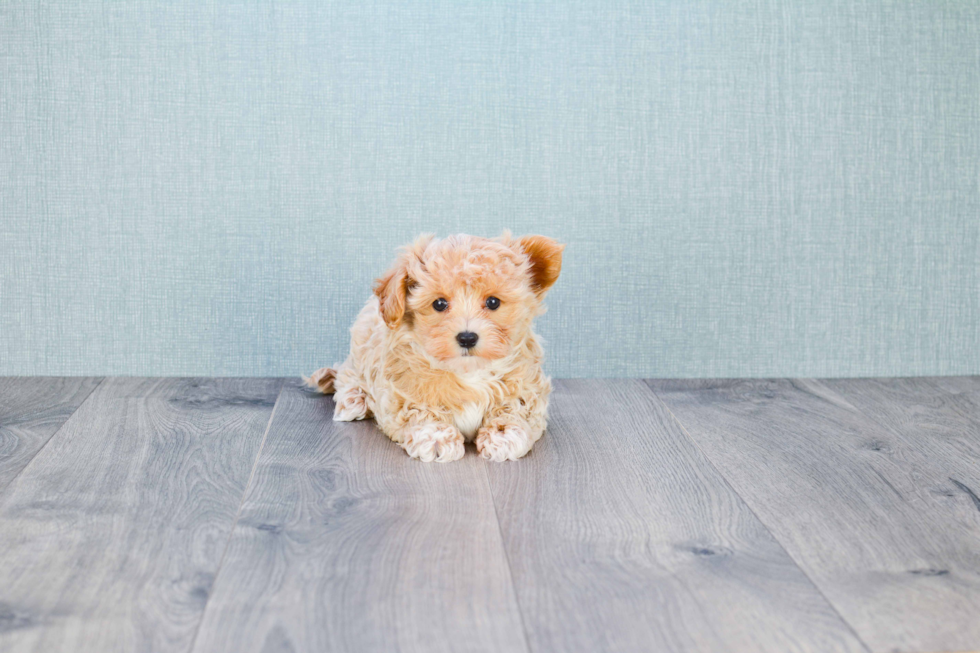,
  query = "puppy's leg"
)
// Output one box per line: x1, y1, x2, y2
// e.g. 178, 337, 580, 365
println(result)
386, 408, 464, 463
333, 386, 370, 422
476, 416, 535, 462
477, 393, 549, 462
401, 423, 465, 463
331, 362, 372, 422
